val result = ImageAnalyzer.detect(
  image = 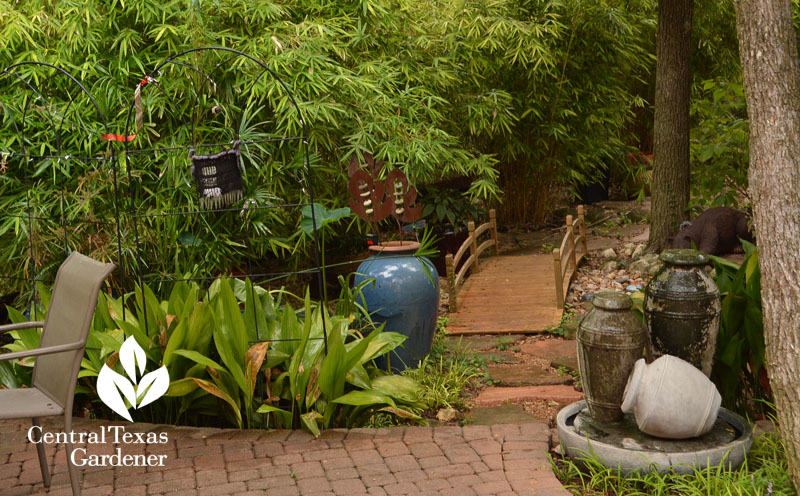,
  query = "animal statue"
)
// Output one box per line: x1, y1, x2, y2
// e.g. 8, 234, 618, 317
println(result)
669, 207, 754, 255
